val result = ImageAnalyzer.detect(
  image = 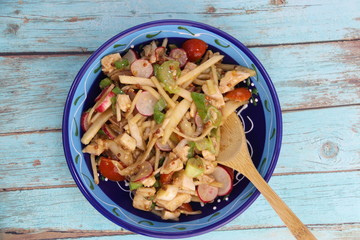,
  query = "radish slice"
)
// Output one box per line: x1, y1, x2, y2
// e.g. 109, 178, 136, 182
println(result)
212, 166, 233, 196
156, 139, 172, 151
131, 161, 153, 182
95, 91, 115, 112
130, 59, 153, 78
135, 91, 158, 116
169, 48, 188, 67
81, 112, 90, 131
155, 46, 166, 62
95, 86, 110, 102
197, 184, 218, 203
122, 49, 138, 65
101, 124, 116, 140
